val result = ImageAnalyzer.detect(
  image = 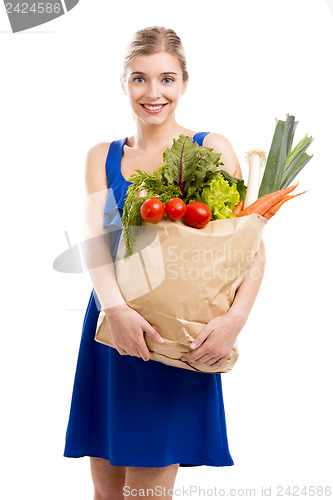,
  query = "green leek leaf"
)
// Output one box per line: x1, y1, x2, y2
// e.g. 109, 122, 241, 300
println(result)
258, 119, 285, 197
273, 114, 295, 192
282, 135, 313, 186
280, 153, 313, 189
